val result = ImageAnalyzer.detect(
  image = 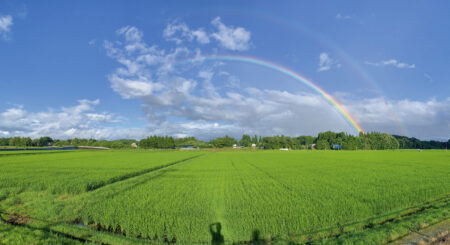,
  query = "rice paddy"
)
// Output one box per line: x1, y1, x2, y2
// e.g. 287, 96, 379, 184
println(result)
0, 150, 449, 244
